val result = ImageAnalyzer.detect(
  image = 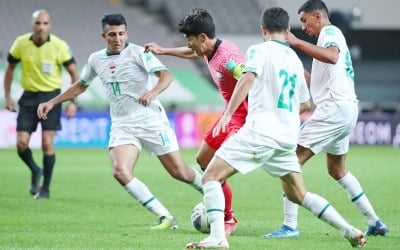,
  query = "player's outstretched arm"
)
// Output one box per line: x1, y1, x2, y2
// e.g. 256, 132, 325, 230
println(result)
287, 32, 339, 64
37, 82, 87, 120
144, 42, 198, 59
64, 62, 80, 118
138, 70, 173, 107
212, 72, 256, 137
3, 63, 17, 112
